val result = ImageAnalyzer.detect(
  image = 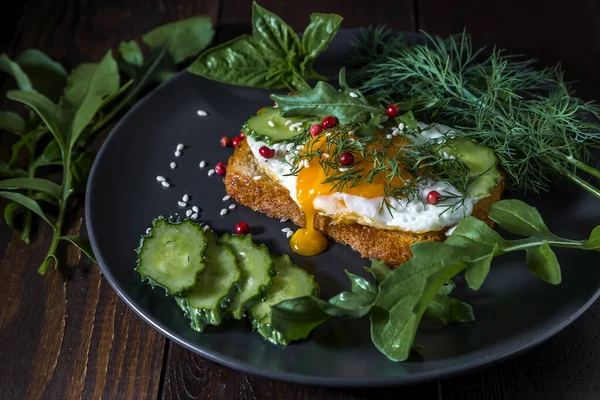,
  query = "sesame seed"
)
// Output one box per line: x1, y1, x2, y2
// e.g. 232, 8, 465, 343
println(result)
191, 212, 199, 219
220, 209, 228, 216
199, 160, 206, 168
381, 115, 389, 123
268, 120, 275, 127
161, 181, 170, 188
296, 145, 305, 150
197, 110, 208, 116
222, 195, 231, 201
253, 175, 262, 181
178, 201, 187, 207
176, 144, 184, 151
285, 120, 293, 126
156, 176, 166, 182
208, 169, 215, 176
296, 127, 302, 132
203, 224, 210, 230
280, 218, 289, 222
339, 167, 348, 172
170, 162, 177, 169
192, 206, 199, 212
186, 209, 193, 217
289, 125, 296, 131
175, 151, 181, 157
398, 123, 405, 130
322, 153, 330, 159
183, 194, 189, 202
349, 92, 358, 98
286, 231, 293, 238
303, 159, 310, 169
386, 134, 393, 139
281, 228, 291, 232
291, 122, 303, 128
348, 130, 354, 135
228, 204, 236, 210
286, 143, 295, 151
